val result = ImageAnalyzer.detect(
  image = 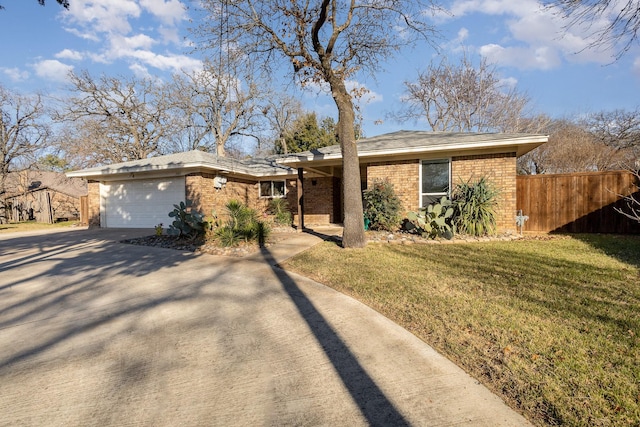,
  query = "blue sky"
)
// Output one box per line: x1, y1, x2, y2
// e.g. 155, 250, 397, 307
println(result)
1, 0, 639, 140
